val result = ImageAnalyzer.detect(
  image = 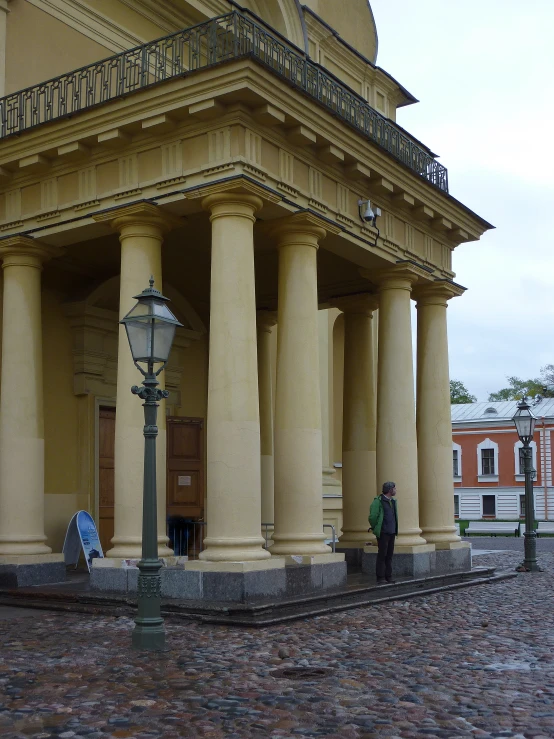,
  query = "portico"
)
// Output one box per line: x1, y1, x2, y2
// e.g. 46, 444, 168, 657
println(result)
0, 6, 491, 595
